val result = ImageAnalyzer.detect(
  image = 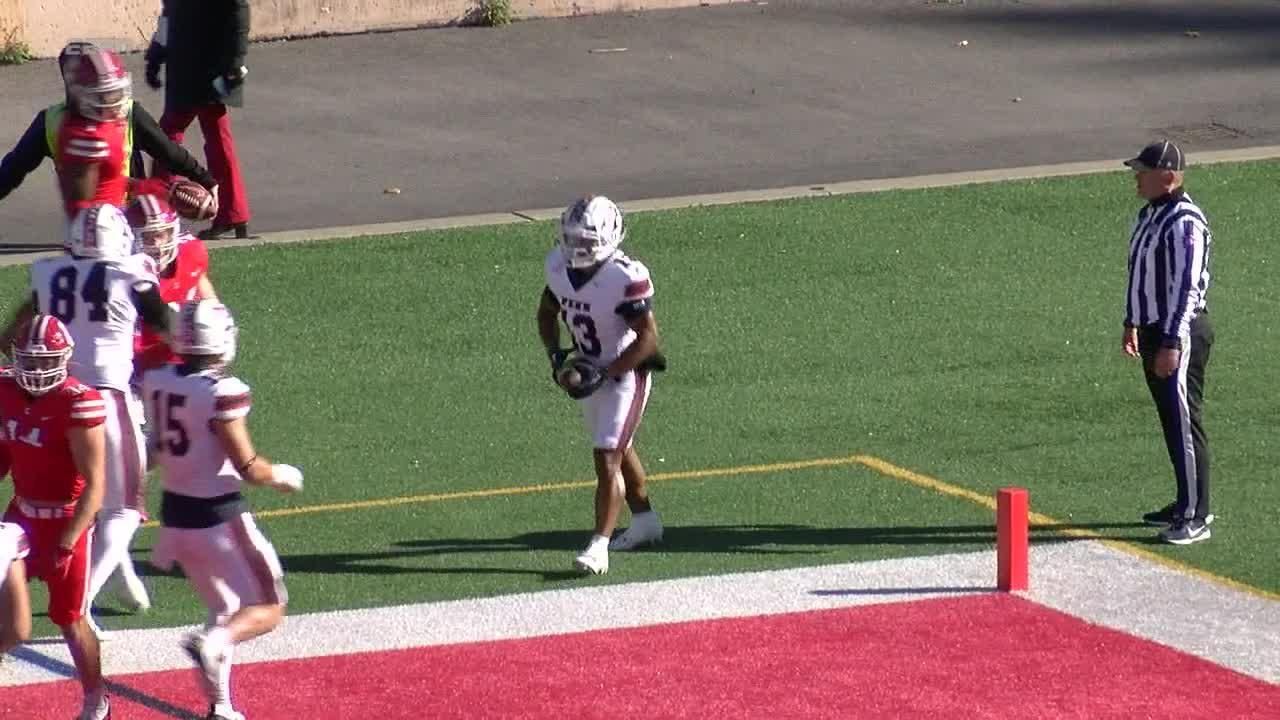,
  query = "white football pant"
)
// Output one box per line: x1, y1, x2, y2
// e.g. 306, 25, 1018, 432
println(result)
579, 369, 652, 450
87, 508, 147, 610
